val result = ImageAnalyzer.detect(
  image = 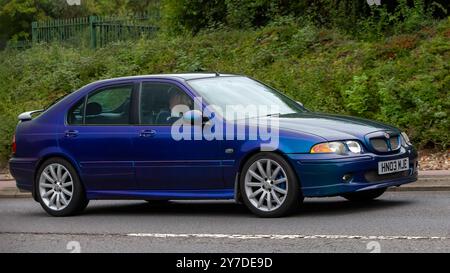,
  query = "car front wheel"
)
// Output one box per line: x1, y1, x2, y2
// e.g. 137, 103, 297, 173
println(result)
240, 153, 303, 218
36, 158, 88, 216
